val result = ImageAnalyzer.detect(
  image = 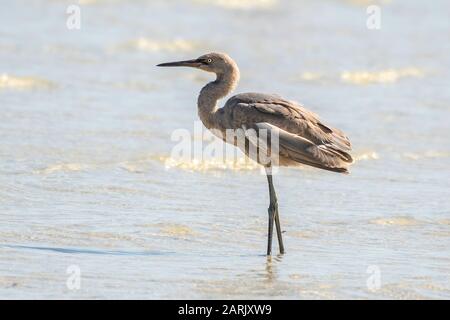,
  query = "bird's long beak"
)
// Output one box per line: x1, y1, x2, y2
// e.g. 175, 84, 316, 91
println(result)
156, 59, 201, 68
